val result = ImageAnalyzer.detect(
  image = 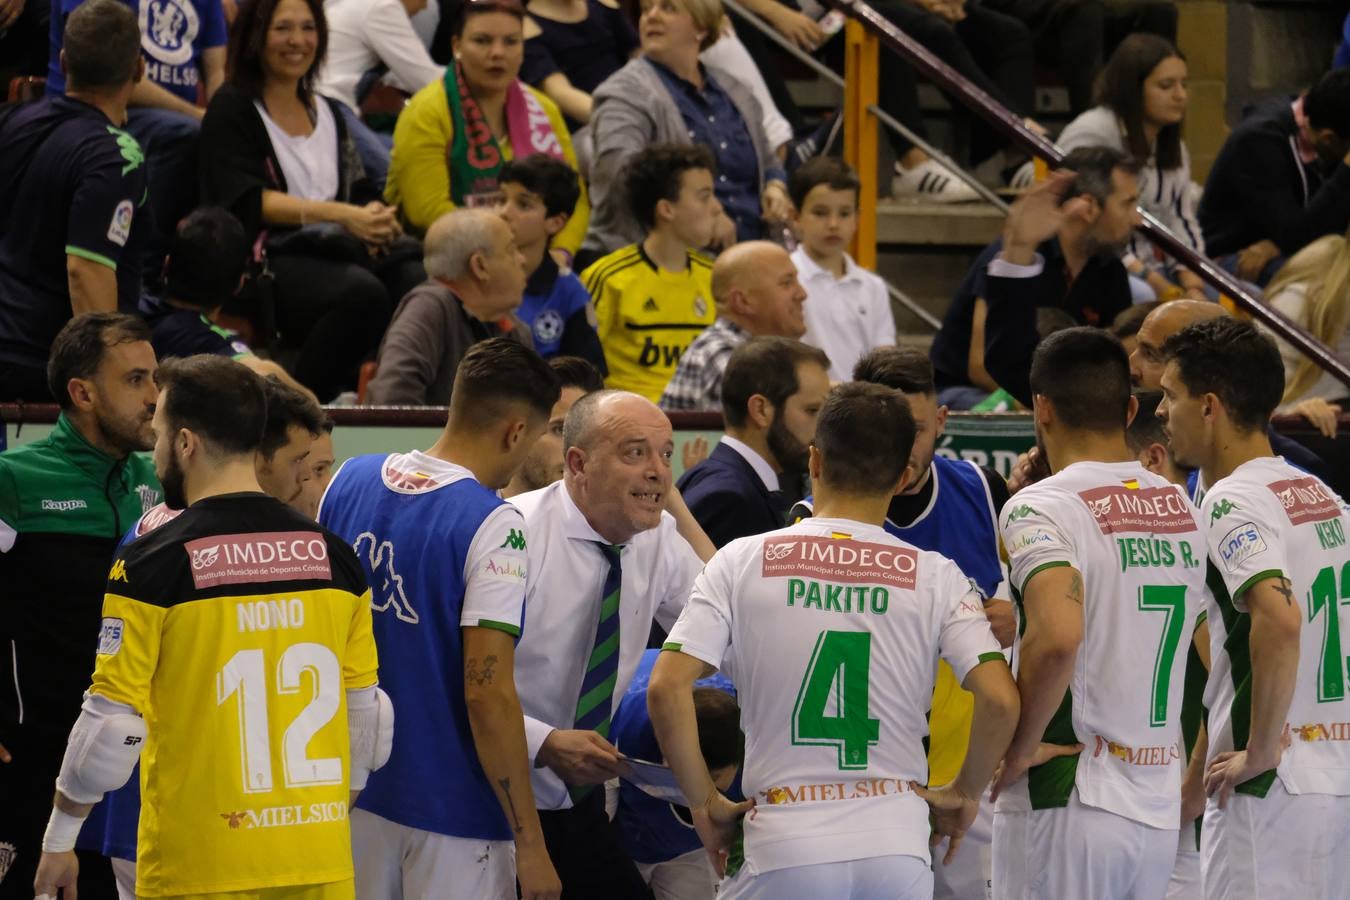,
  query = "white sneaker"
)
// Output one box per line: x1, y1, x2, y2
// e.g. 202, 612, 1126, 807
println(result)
1008, 159, 1037, 190
891, 159, 981, 203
